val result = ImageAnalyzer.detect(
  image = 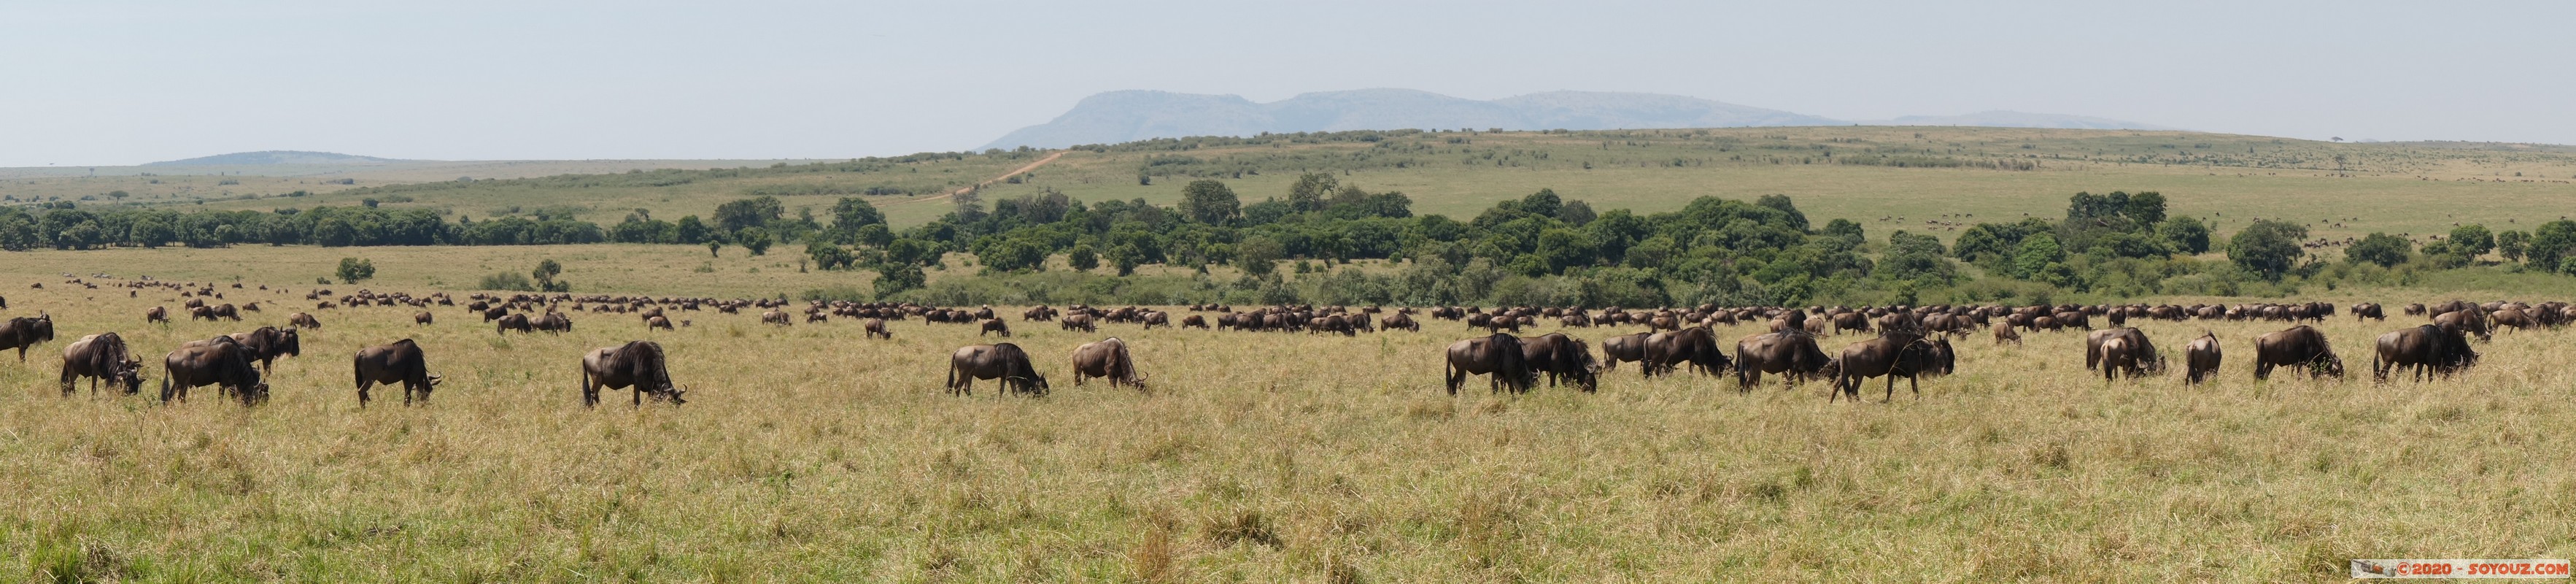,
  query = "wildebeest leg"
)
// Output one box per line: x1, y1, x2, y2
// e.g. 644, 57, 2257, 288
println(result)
2254, 361, 2271, 380
1445, 363, 1462, 396
581, 369, 600, 408
357, 379, 373, 408
60, 368, 76, 397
